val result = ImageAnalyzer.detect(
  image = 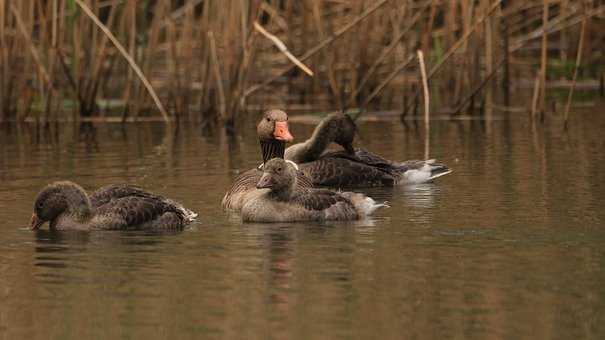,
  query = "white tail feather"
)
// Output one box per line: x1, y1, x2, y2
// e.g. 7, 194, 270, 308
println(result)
401, 161, 452, 184
343, 193, 388, 217
429, 169, 453, 180
164, 198, 198, 222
